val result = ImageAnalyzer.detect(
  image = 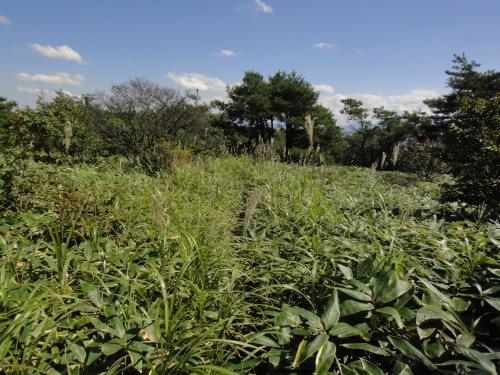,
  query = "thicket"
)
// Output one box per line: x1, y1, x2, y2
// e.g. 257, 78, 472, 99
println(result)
0, 55, 499, 373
